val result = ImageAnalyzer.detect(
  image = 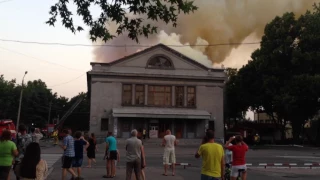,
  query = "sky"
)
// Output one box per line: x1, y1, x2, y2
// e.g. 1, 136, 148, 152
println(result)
0, 0, 95, 98
0, 0, 257, 119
